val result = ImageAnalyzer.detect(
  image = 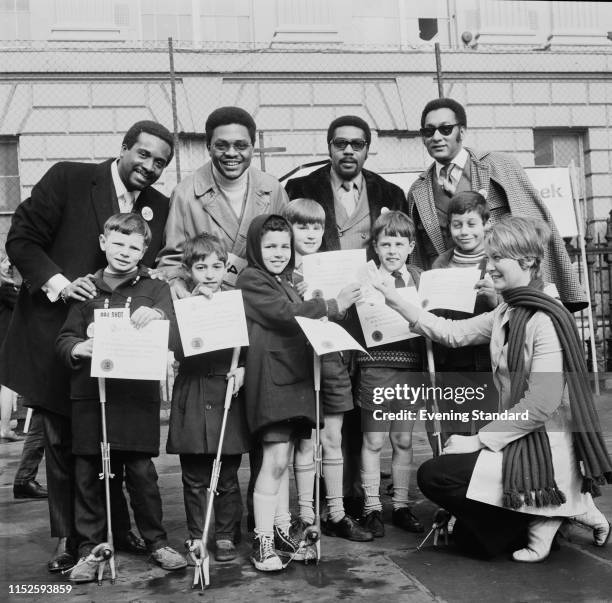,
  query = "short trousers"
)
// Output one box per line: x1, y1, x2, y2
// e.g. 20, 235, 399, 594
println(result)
260, 420, 312, 443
